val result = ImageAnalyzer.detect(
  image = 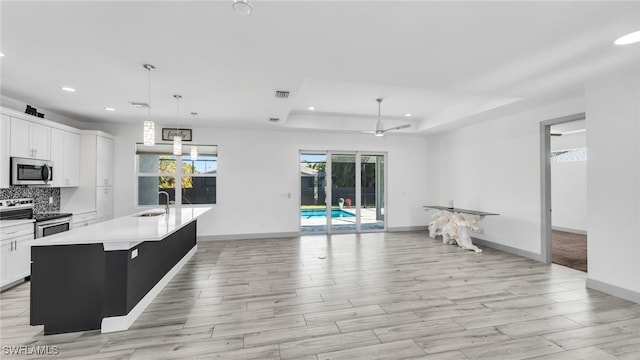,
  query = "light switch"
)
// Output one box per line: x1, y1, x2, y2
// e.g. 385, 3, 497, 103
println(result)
131, 249, 138, 259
